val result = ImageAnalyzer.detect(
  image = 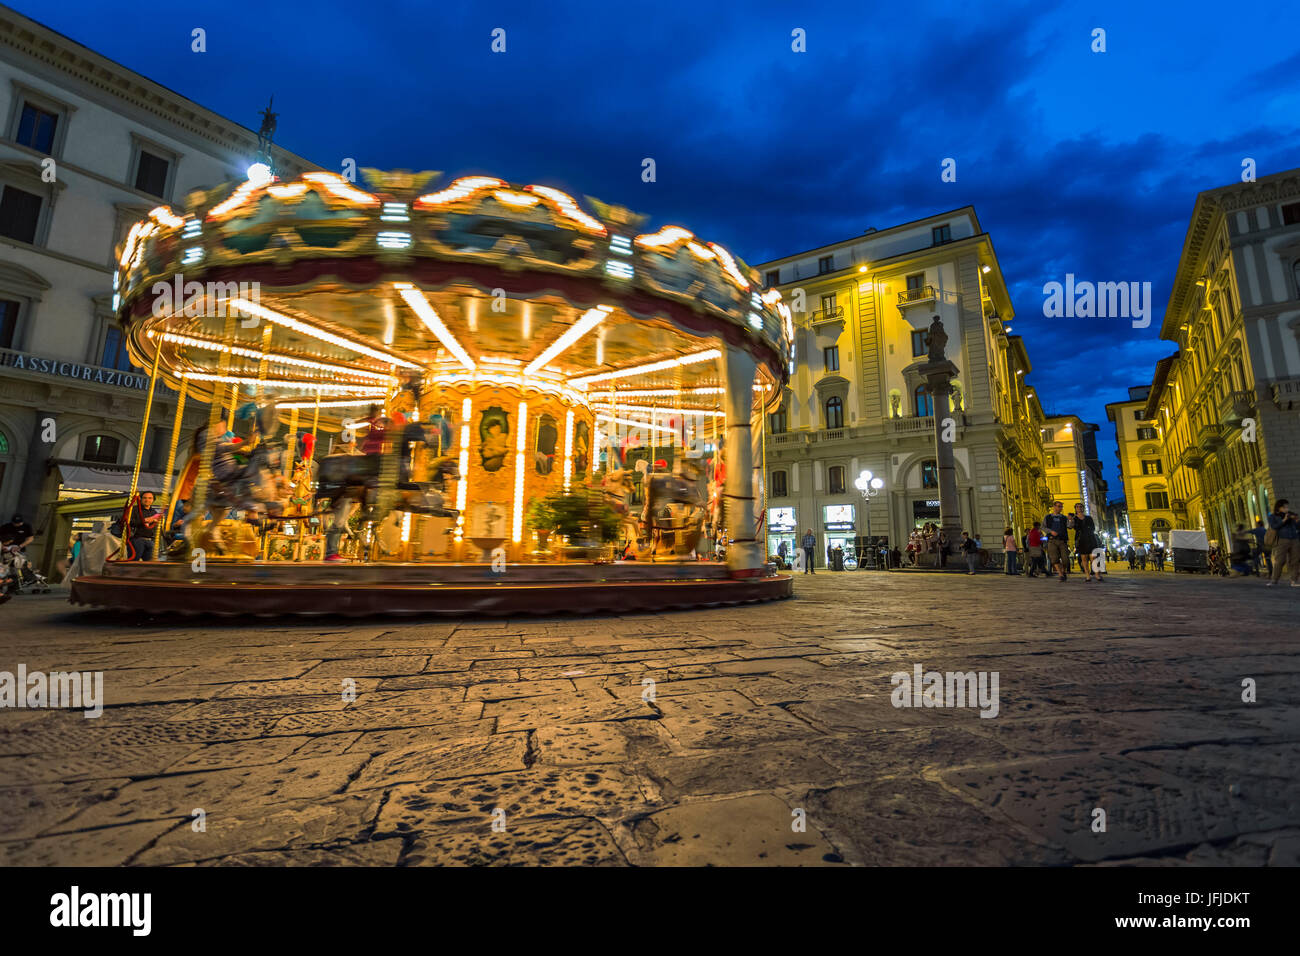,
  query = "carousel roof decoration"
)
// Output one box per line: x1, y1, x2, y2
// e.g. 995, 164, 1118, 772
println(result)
112, 169, 792, 420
